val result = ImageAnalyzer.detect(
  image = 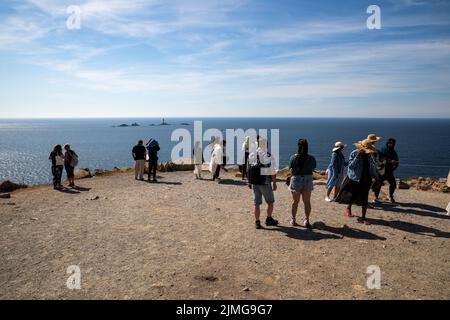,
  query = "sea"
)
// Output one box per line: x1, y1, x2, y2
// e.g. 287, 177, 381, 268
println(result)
0, 118, 449, 185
